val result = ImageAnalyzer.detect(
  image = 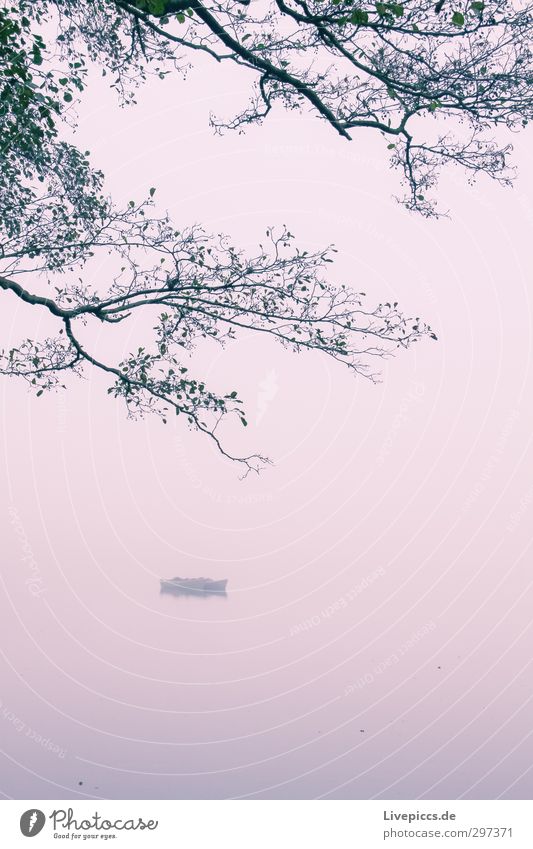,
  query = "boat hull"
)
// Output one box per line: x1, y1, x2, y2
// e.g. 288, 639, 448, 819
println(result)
160, 578, 228, 594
